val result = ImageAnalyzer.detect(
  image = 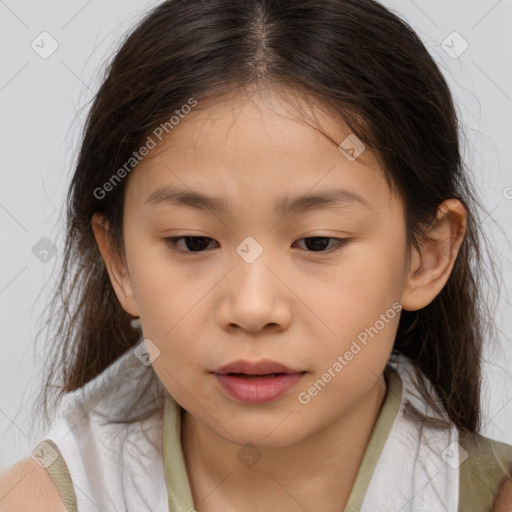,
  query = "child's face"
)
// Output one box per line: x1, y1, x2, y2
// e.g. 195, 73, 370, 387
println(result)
108, 91, 413, 446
